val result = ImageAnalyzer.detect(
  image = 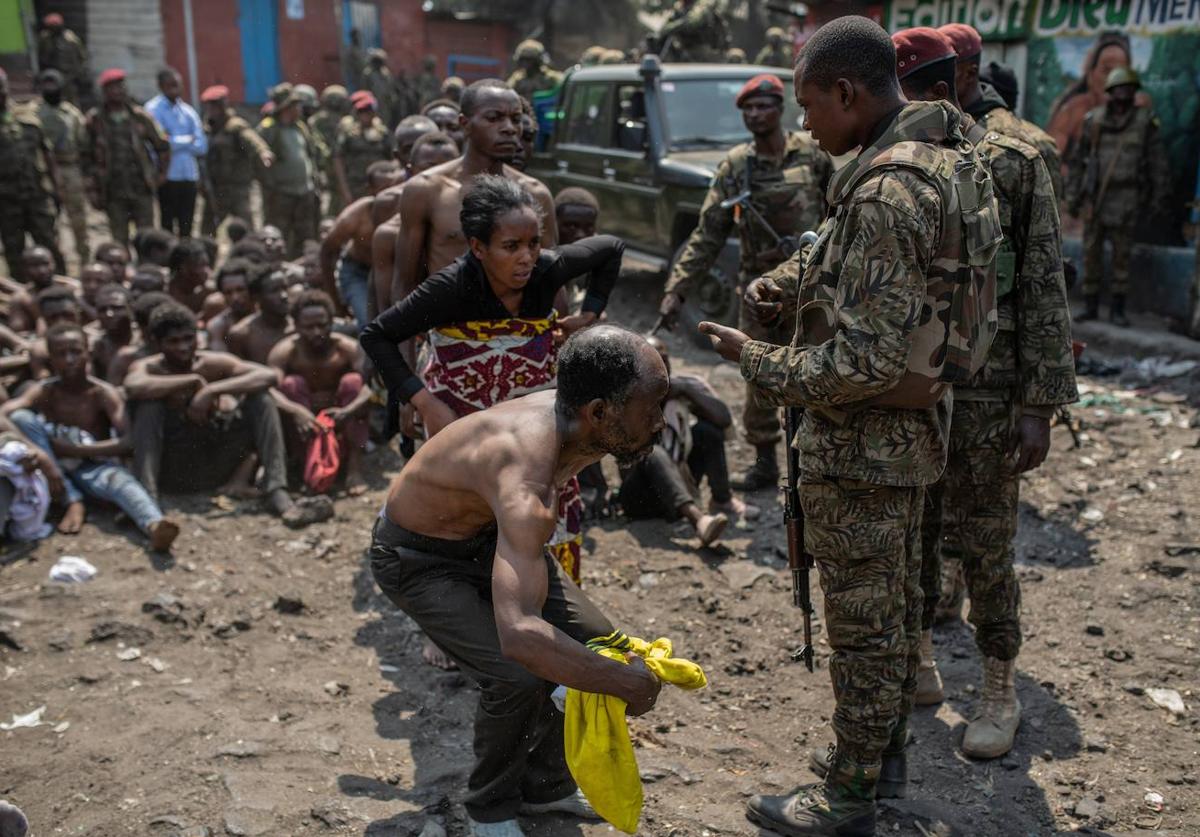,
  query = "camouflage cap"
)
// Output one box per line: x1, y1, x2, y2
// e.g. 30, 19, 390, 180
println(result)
368, 47, 388, 63
766, 26, 786, 39
320, 84, 348, 105
1104, 66, 1140, 91
293, 83, 318, 107
598, 49, 626, 65
580, 45, 607, 66
726, 48, 748, 63
515, 39, 545, 61
269, 82, 294, 105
